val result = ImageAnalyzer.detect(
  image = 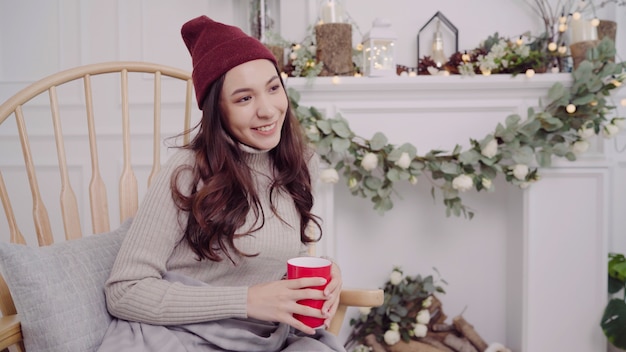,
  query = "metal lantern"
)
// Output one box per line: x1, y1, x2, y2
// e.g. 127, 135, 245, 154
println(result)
417, 11, 458, 68
362, 18, 397, 77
